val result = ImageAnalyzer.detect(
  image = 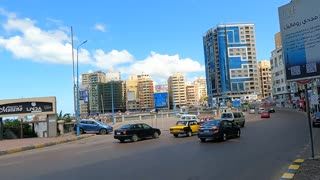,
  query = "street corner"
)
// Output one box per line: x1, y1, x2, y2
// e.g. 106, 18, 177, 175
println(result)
279, 159, 304, 180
